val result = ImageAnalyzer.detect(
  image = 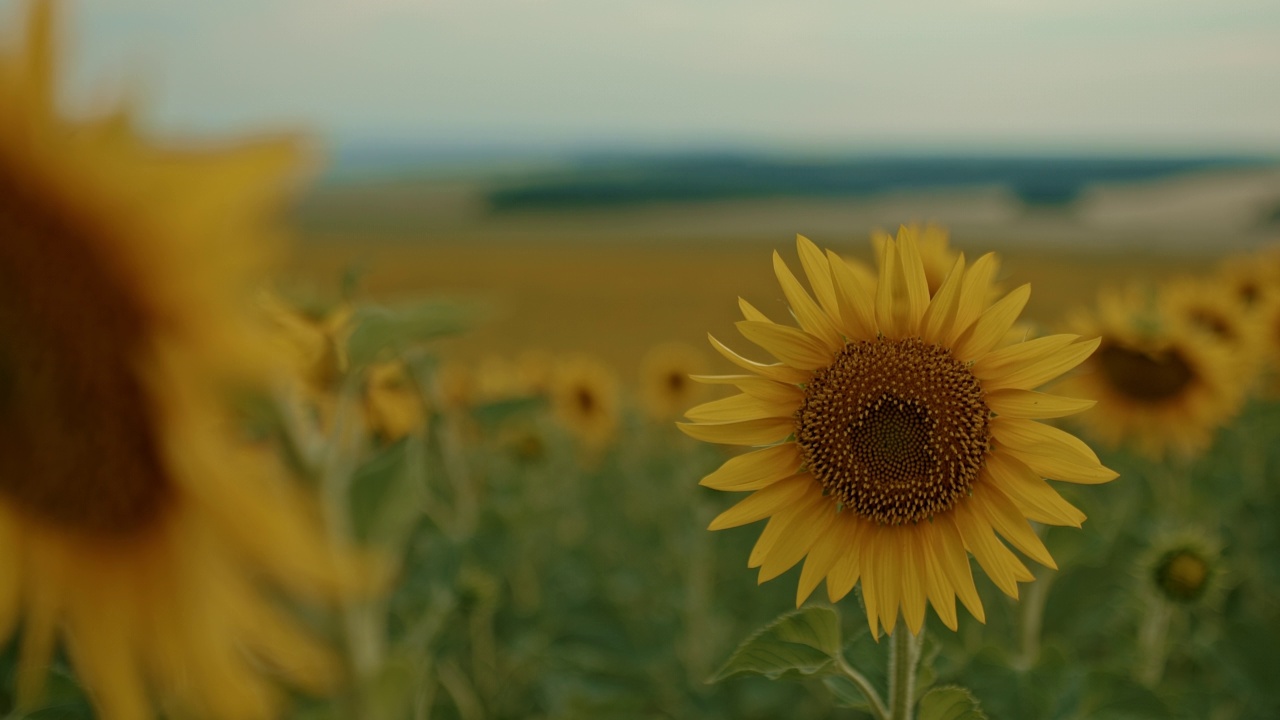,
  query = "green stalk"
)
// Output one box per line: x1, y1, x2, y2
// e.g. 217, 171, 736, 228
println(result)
888, 627, 924, 720
835, 655, 890, 720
